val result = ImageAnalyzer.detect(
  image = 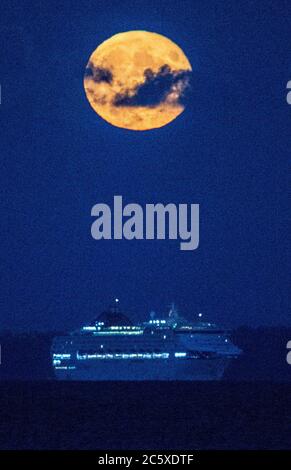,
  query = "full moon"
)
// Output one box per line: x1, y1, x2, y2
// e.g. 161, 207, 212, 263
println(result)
84, 31, 192, 131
